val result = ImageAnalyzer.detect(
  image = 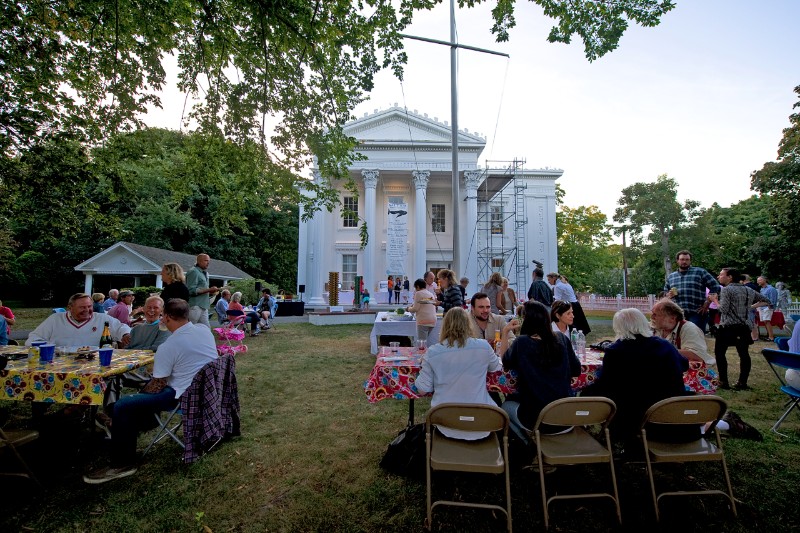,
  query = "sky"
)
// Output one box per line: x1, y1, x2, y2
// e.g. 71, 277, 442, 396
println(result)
145, 1, 800, 221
